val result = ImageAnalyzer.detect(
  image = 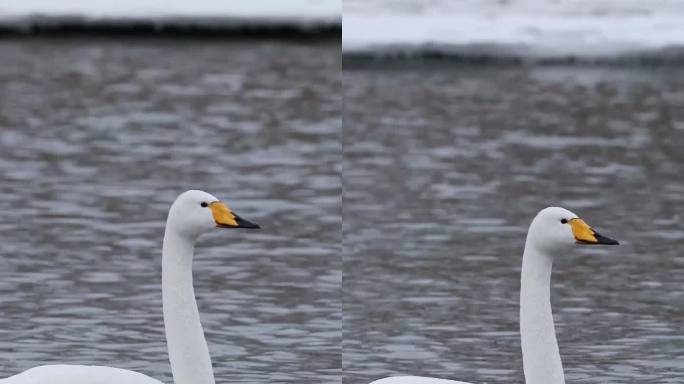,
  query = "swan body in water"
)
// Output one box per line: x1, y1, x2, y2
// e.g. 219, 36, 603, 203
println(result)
1, 190, 260, 384
370, 207, 619, 384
